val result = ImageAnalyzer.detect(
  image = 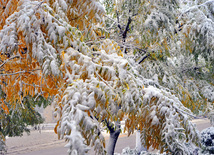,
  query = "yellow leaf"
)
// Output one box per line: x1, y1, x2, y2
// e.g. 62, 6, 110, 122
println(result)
123, 80, 129, 90
54, 120, 59, 134
61, 50, 65, 59
80, 35, 84, 42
